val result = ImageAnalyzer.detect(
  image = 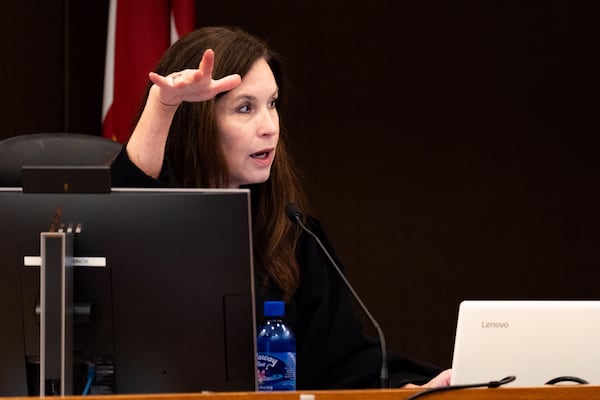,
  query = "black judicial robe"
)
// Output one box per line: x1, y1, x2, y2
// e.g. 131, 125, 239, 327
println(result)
111, 148, 442, 389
